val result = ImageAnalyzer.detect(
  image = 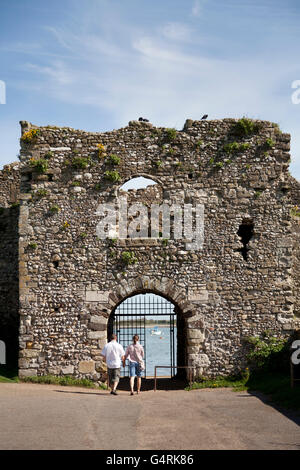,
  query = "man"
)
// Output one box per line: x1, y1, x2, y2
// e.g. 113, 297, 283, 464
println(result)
101, 334, 125, 395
